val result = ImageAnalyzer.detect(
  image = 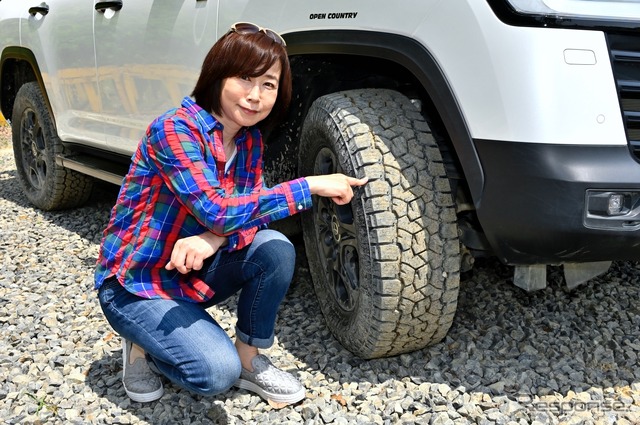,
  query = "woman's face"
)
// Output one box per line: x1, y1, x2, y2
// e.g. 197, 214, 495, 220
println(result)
216, 61, 281, 136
